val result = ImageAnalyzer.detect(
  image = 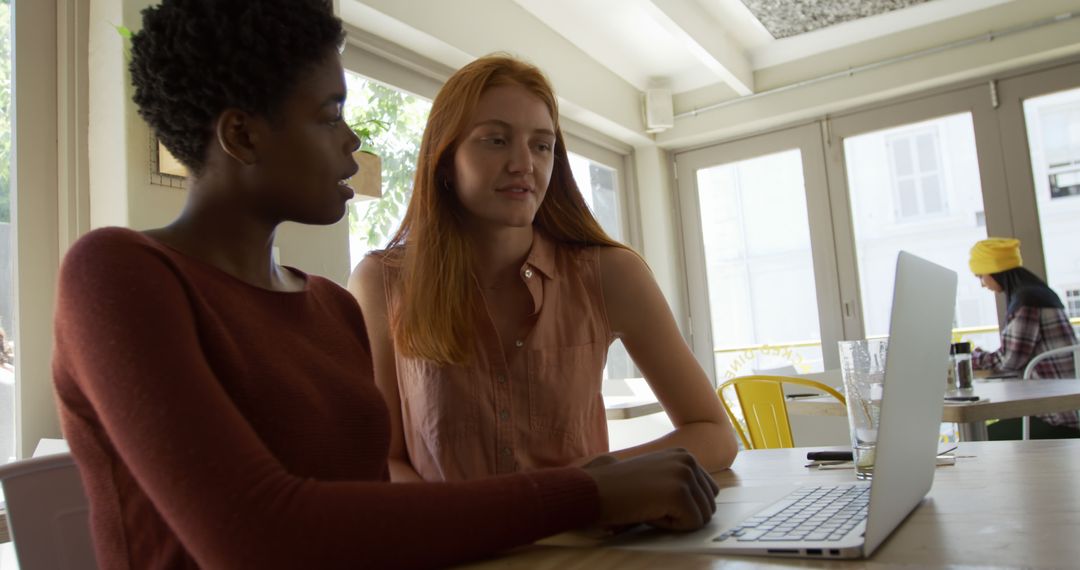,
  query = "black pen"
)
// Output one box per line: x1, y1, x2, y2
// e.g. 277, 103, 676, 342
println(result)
806, 451, 853, 461
945, 396, 980, 402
